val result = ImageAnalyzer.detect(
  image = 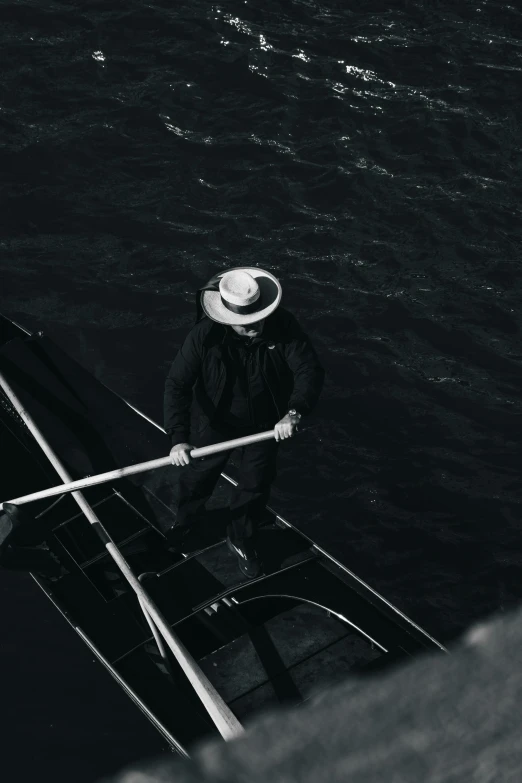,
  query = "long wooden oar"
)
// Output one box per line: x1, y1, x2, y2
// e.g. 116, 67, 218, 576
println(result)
0, 369, 244, 740
0, 430, 275, 511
